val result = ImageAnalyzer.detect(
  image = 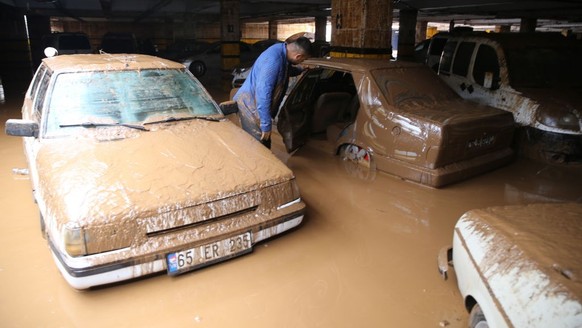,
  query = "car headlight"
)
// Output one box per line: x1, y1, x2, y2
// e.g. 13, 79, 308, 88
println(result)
63, 222, 133, 257
538, 110, 580, 132
63, 224, 87, 257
